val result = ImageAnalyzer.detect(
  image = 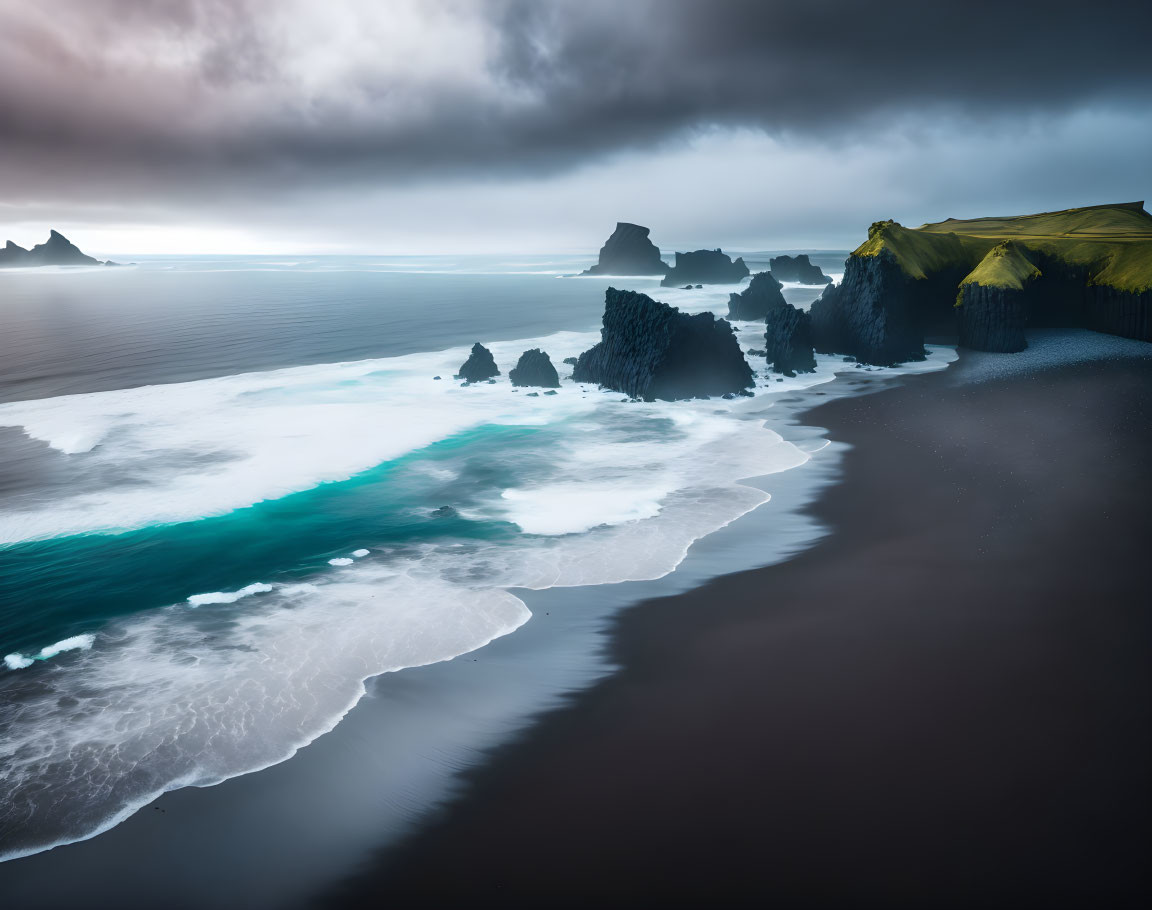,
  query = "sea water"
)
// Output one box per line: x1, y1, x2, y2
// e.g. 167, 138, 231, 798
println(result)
0, 251, 955, 863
